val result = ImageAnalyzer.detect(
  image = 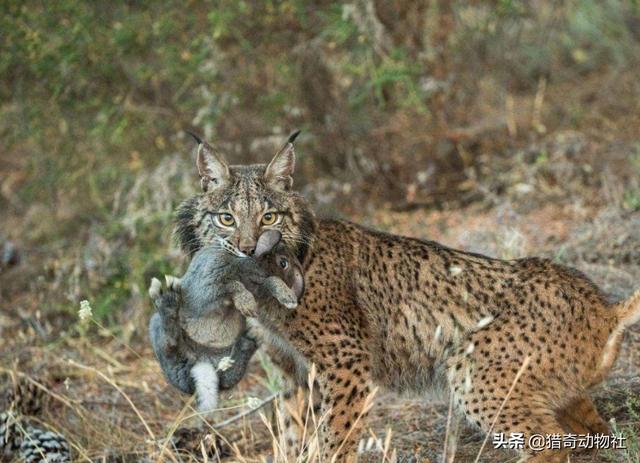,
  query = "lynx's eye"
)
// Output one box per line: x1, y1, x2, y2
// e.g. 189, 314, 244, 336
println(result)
279, 257, 289, 269
262, 212, 279, 226
216, 213, 235, 227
